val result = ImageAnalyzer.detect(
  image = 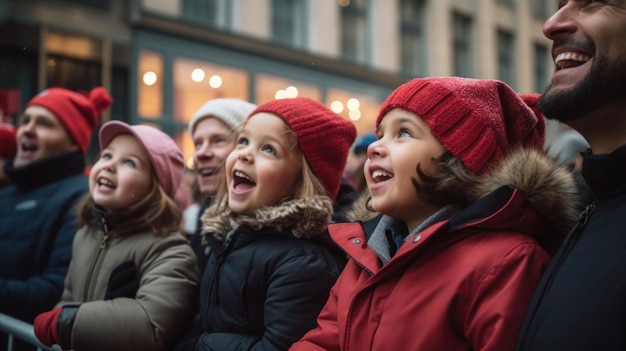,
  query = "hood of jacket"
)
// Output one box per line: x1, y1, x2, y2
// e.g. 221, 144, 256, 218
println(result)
201, 195, 334, 241
474, 148, 582, 235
